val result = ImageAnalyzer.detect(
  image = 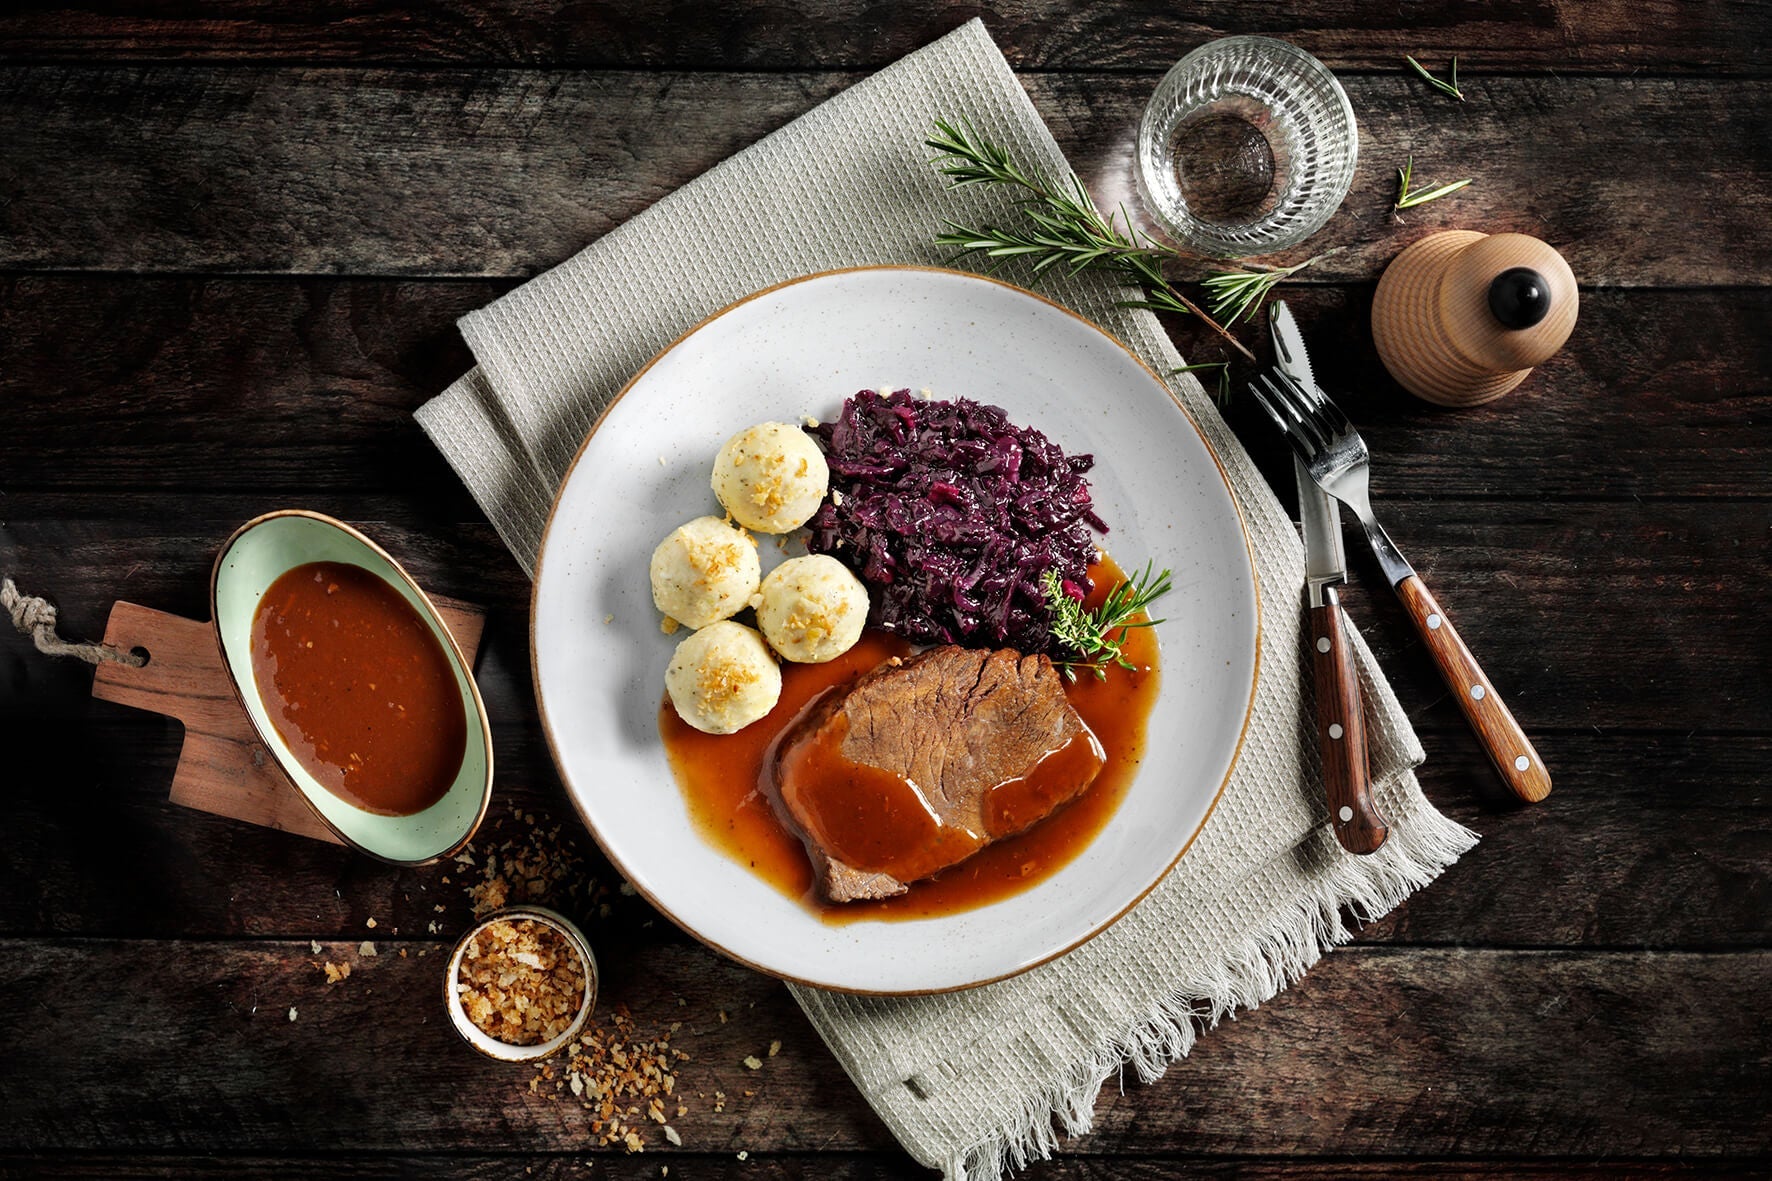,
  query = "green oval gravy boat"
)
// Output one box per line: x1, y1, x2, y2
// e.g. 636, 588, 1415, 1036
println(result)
210, 510, 493, 864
